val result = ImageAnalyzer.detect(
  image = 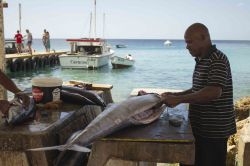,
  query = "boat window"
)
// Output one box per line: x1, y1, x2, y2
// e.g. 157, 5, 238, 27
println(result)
77, 46, 102, 55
